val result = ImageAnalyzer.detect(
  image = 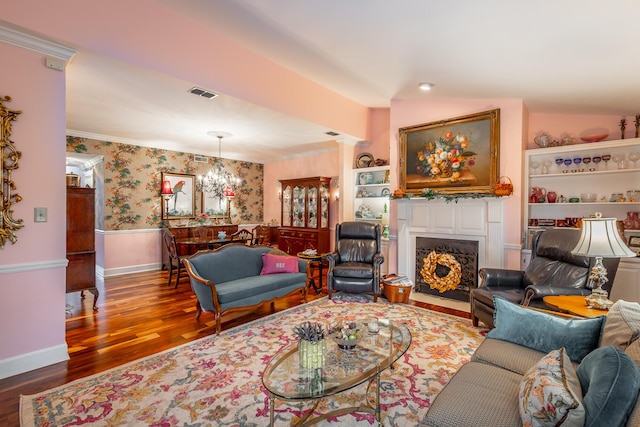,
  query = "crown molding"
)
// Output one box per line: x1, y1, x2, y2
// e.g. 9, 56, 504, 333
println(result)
0, 20, 75, 60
